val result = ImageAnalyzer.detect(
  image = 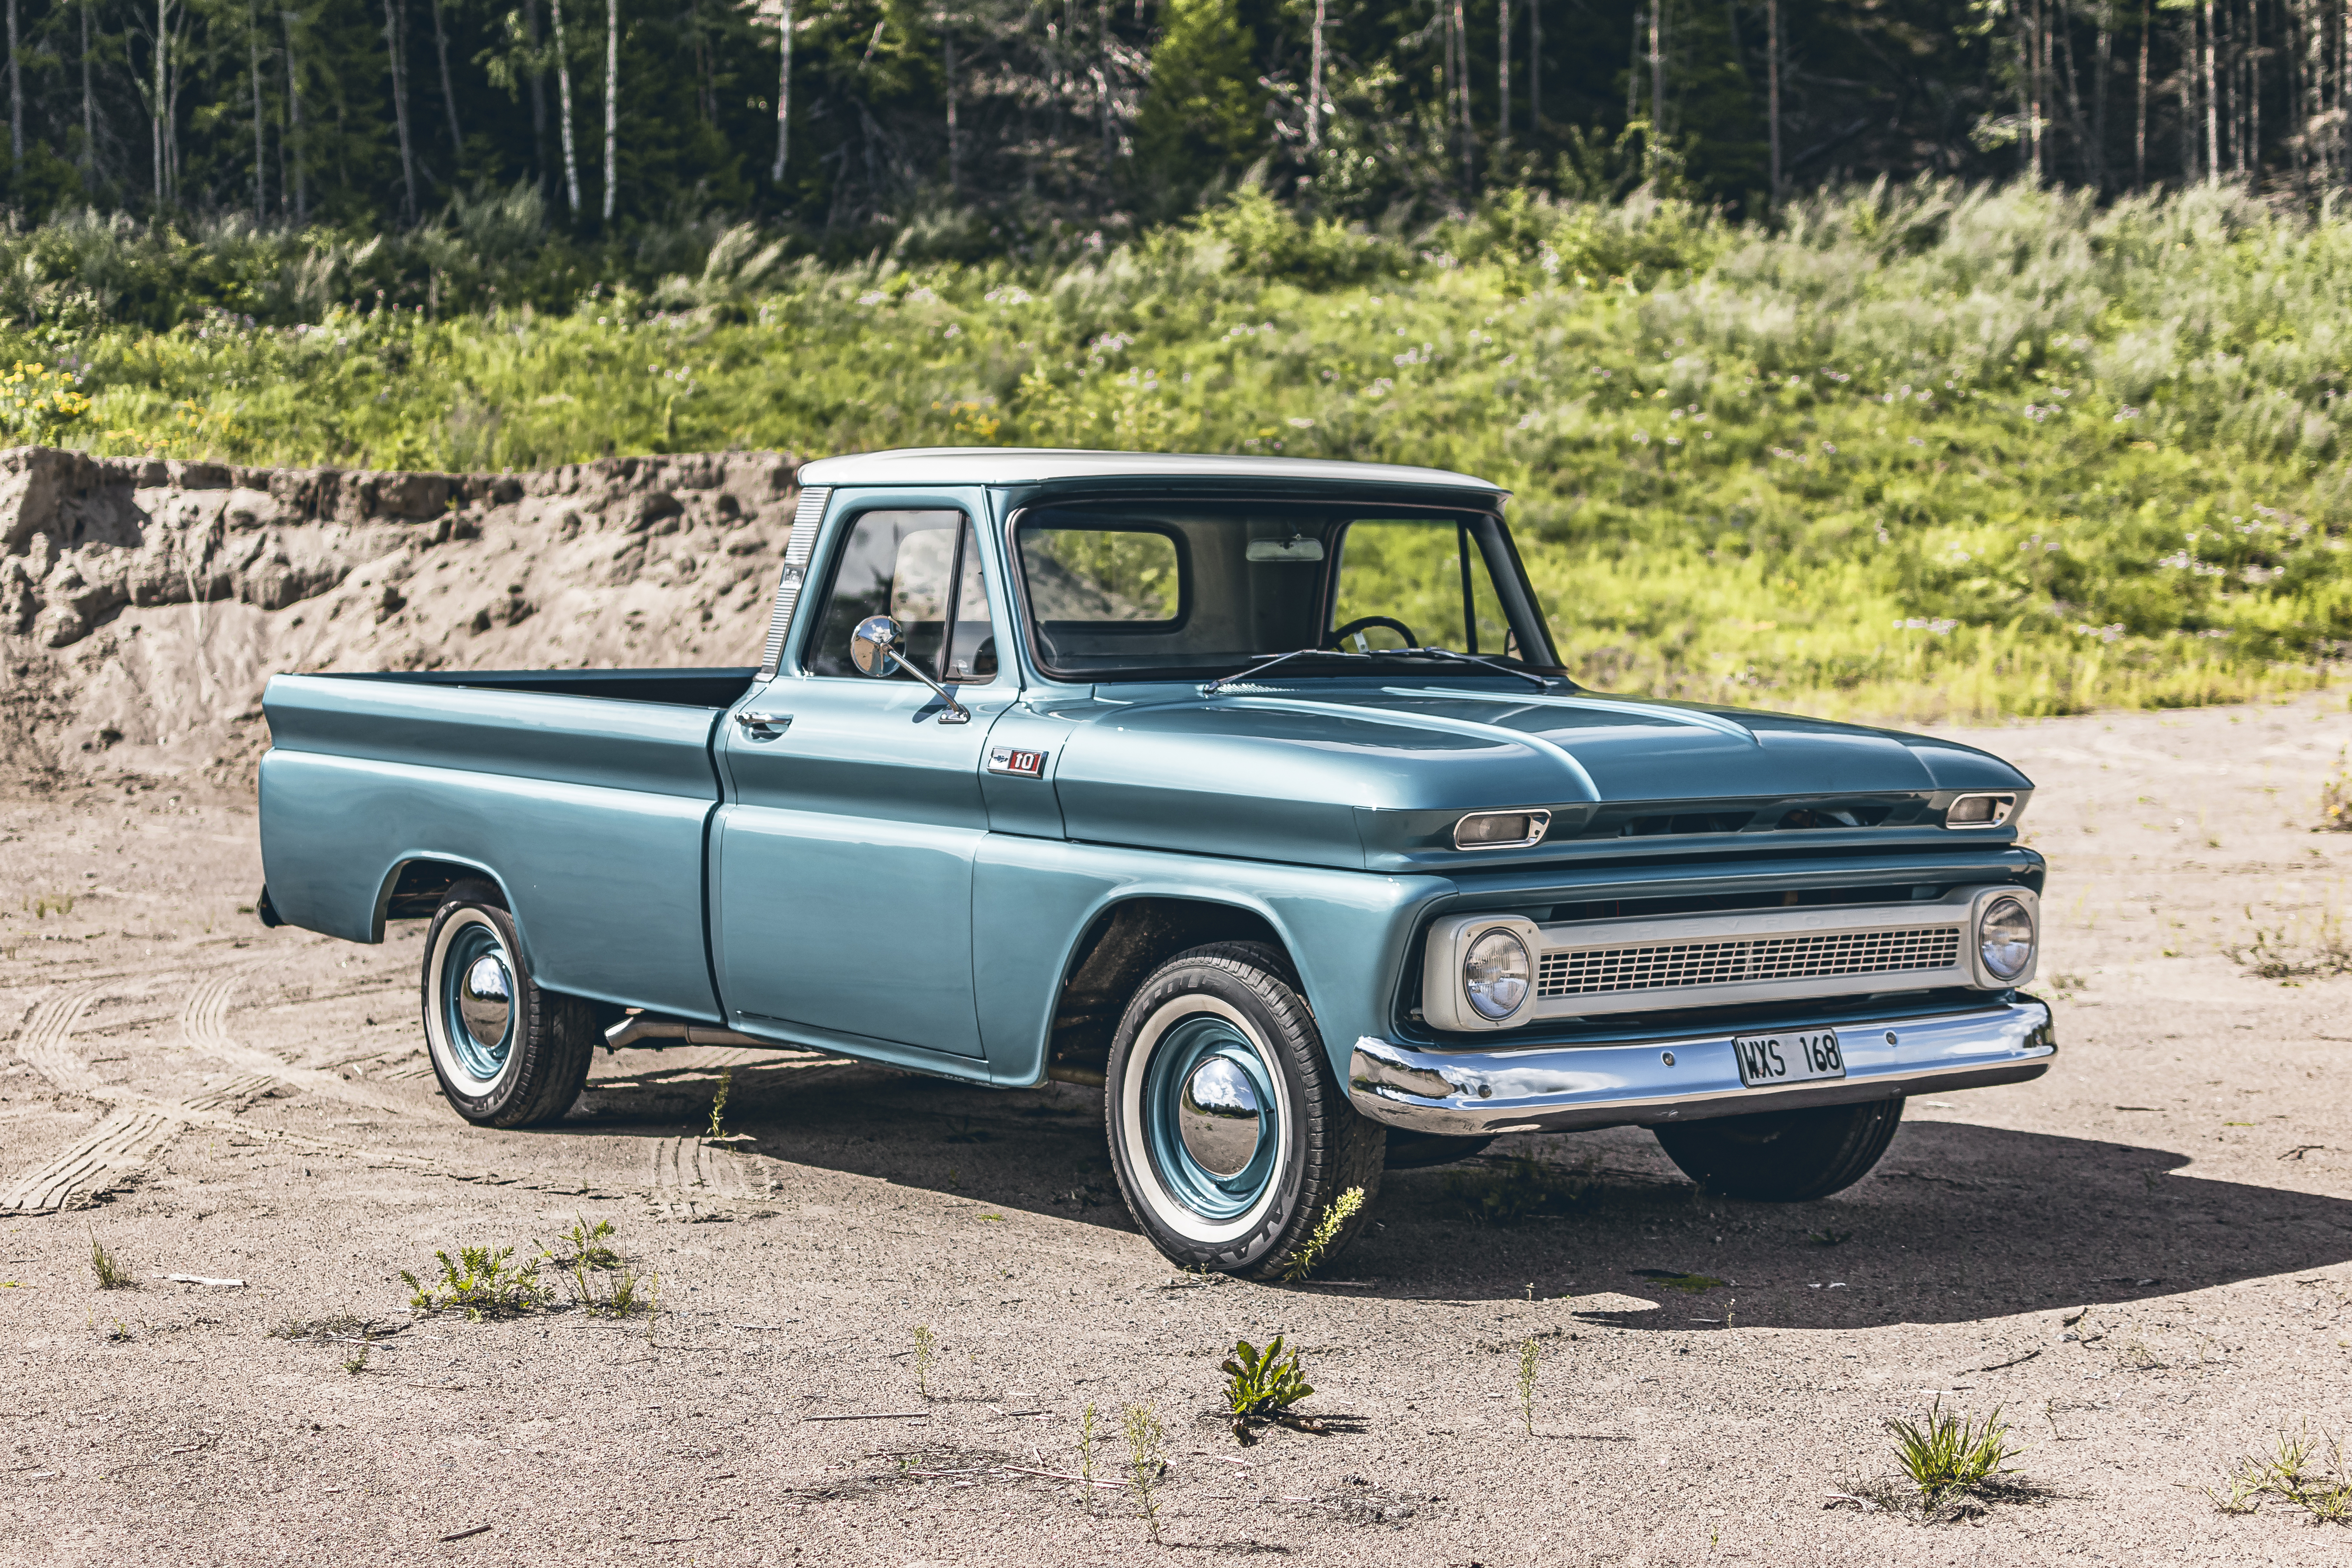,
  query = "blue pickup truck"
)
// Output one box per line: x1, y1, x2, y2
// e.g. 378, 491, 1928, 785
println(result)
256, 448, 2053, 1278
